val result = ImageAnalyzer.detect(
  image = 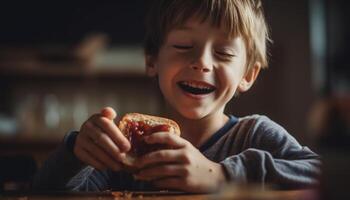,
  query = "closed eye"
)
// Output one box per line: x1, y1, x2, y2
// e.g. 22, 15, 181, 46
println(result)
172, 45, 193, 50
215, 51, 235, 58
